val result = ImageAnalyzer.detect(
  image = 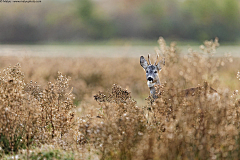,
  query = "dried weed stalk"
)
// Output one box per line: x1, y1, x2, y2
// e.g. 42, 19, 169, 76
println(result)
77, 85, 147, 159
0, 64, 75, 155
142, 38, 240, 159
1, 37, 240, 159
81, 38, 240, 159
